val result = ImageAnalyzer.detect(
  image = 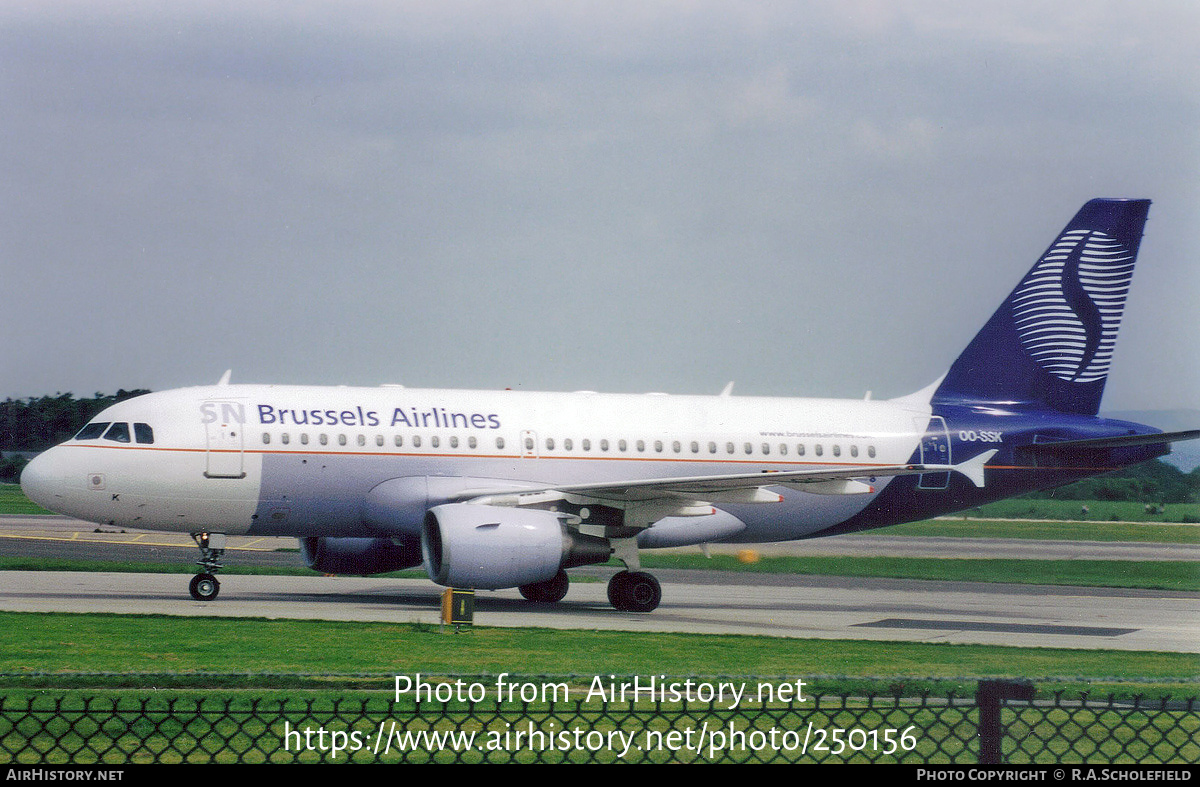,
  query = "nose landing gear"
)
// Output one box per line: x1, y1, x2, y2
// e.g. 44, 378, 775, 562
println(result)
189, 532, 227, 601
